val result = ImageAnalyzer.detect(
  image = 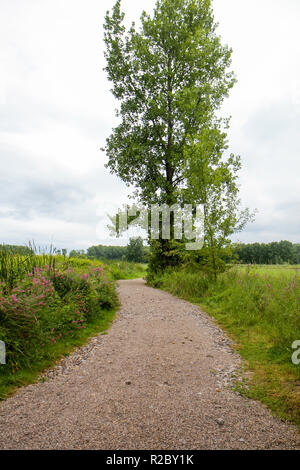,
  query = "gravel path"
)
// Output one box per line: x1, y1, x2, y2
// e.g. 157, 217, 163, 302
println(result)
0, 279, 299, 450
